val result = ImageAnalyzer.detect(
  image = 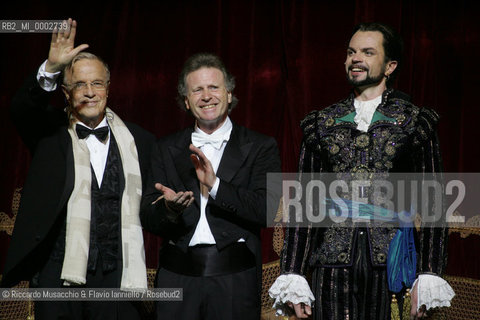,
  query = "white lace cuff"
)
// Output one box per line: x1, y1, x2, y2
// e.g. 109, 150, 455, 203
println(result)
268, 274, 315, 316
412, 274, 455, 310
